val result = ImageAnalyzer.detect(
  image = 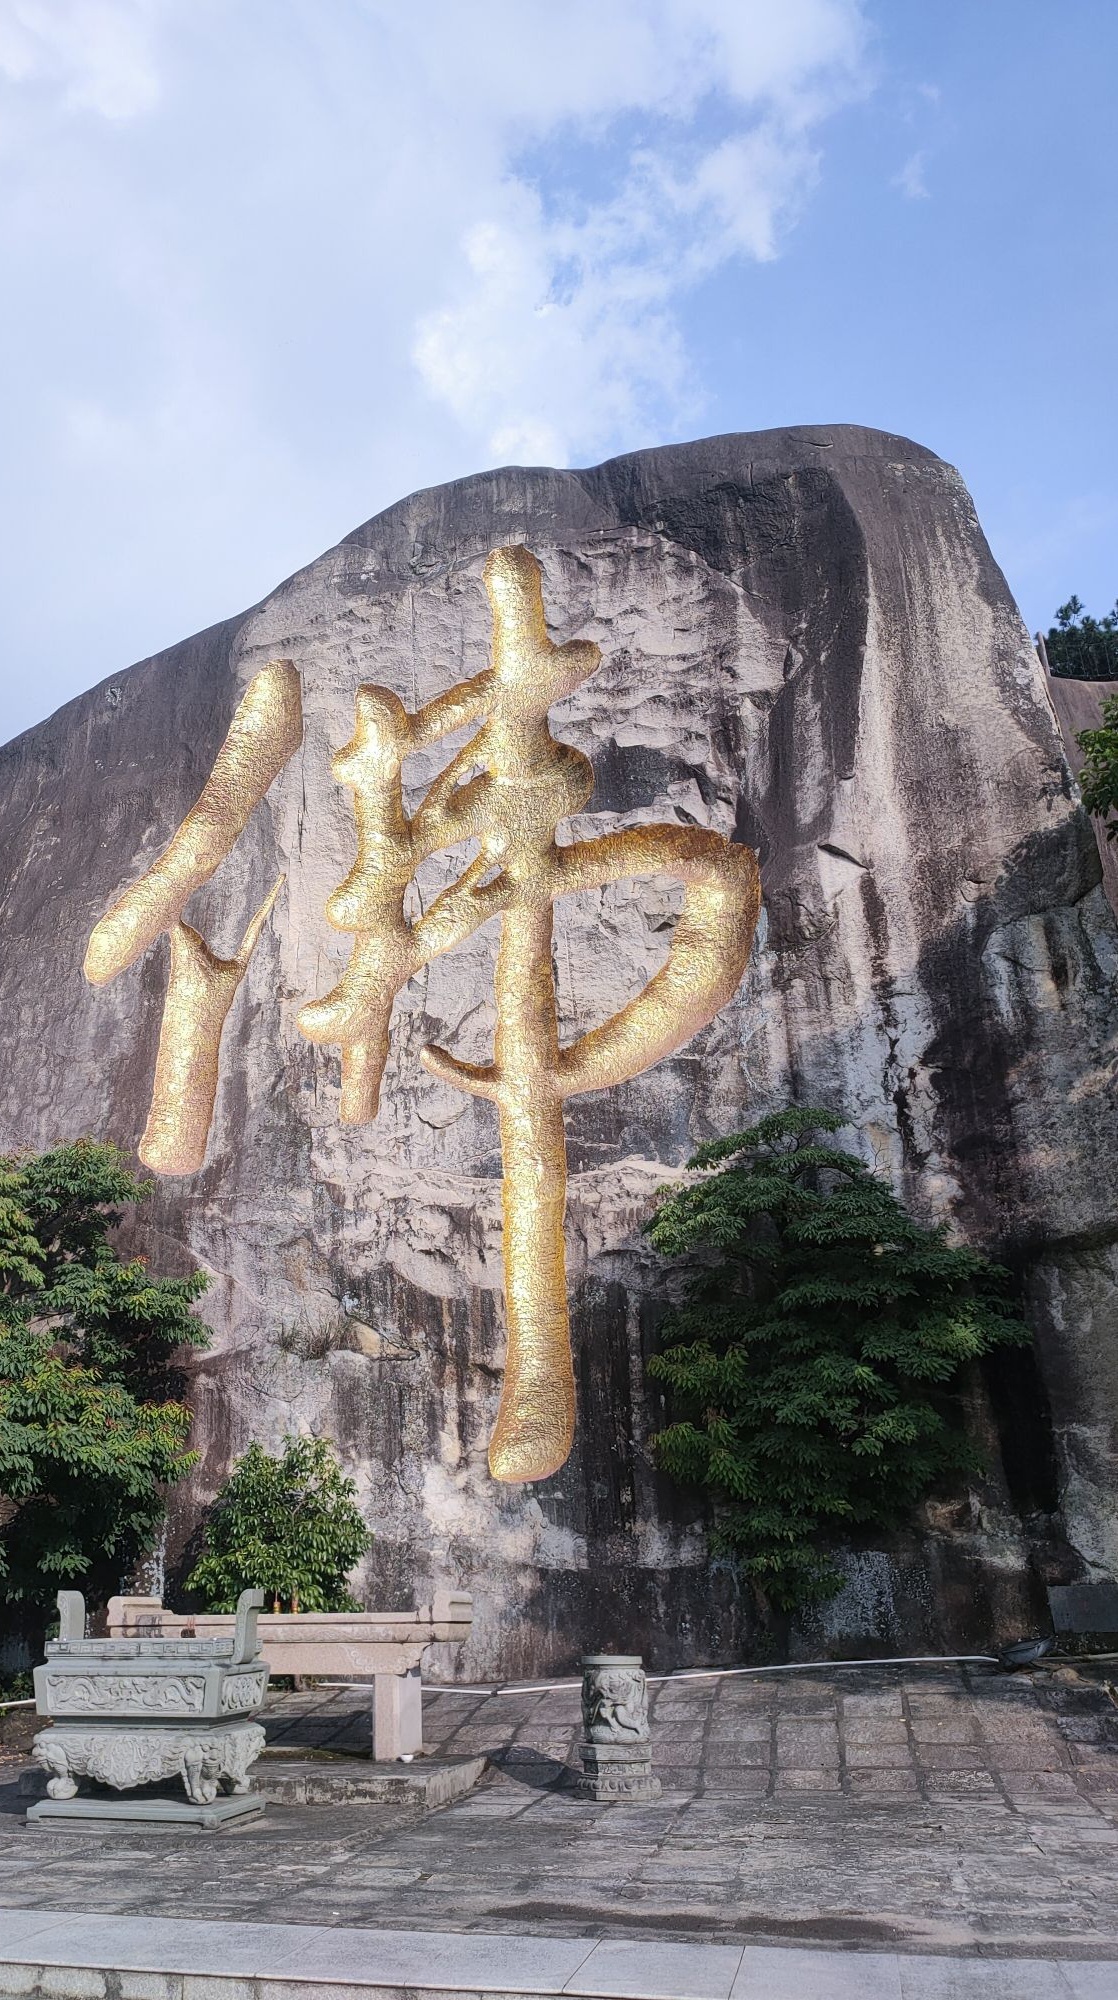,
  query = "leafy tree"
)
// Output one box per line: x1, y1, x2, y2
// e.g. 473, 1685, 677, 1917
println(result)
646, 1108, 1031, 1612
1045, 596, 1118, 680
0, 1141, 209, 1612
1076, 693, 1118, 841
187, 1436, 371, 1613
5, 1141, 207, 1402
